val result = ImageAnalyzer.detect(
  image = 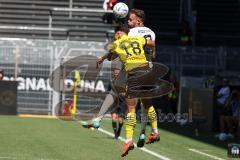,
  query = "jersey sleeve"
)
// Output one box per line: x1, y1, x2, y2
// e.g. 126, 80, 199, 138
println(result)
149, 31, 156, 41
144, 31, 156, 41
128, 28, 137, 37
109, 41, 118, 54
138, 37, 147, 46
